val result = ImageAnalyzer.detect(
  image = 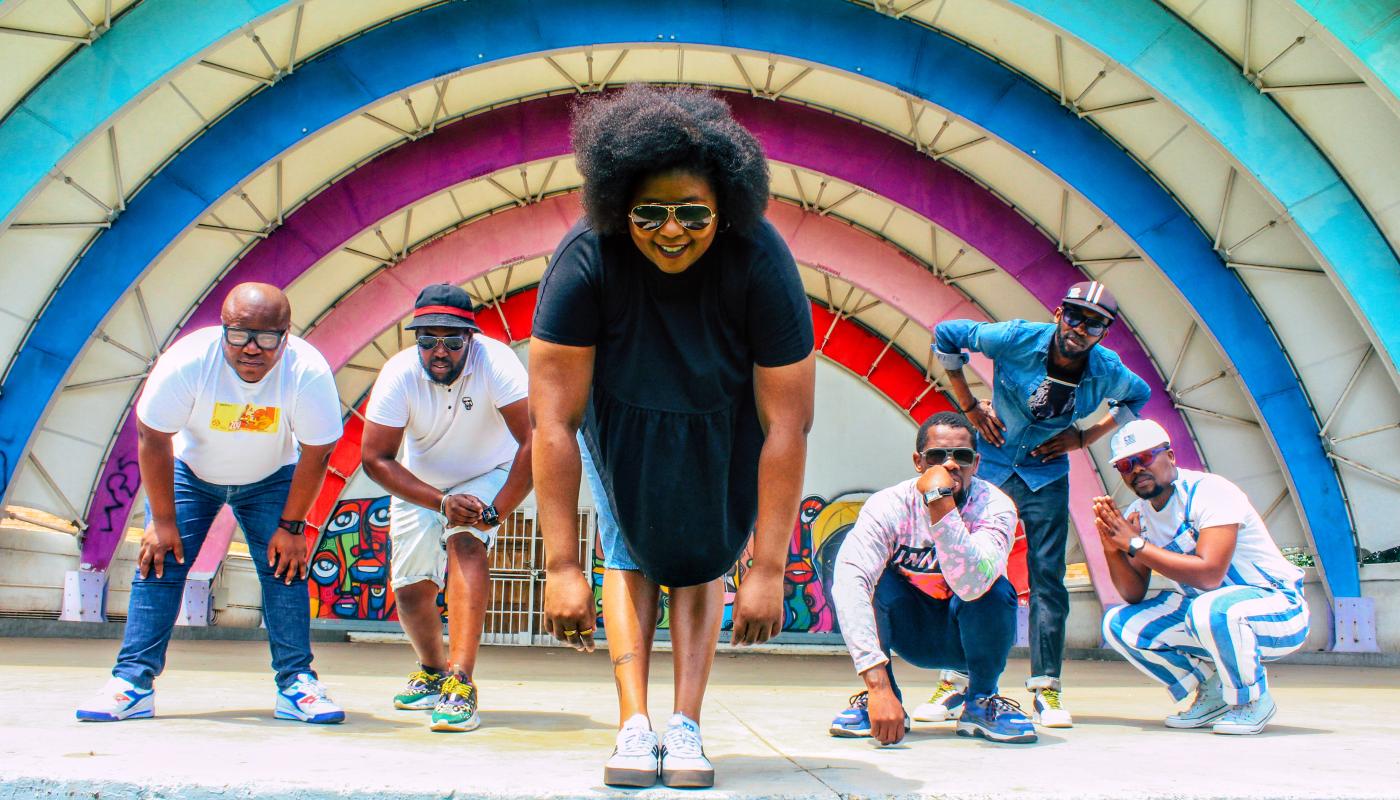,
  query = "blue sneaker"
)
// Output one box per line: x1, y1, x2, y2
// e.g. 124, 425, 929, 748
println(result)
956, 694, 1038, 744
275, 673, 345, 724
1212, 693, 1276, 735
76, 677, 154, 722
829, 690, 910, 738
